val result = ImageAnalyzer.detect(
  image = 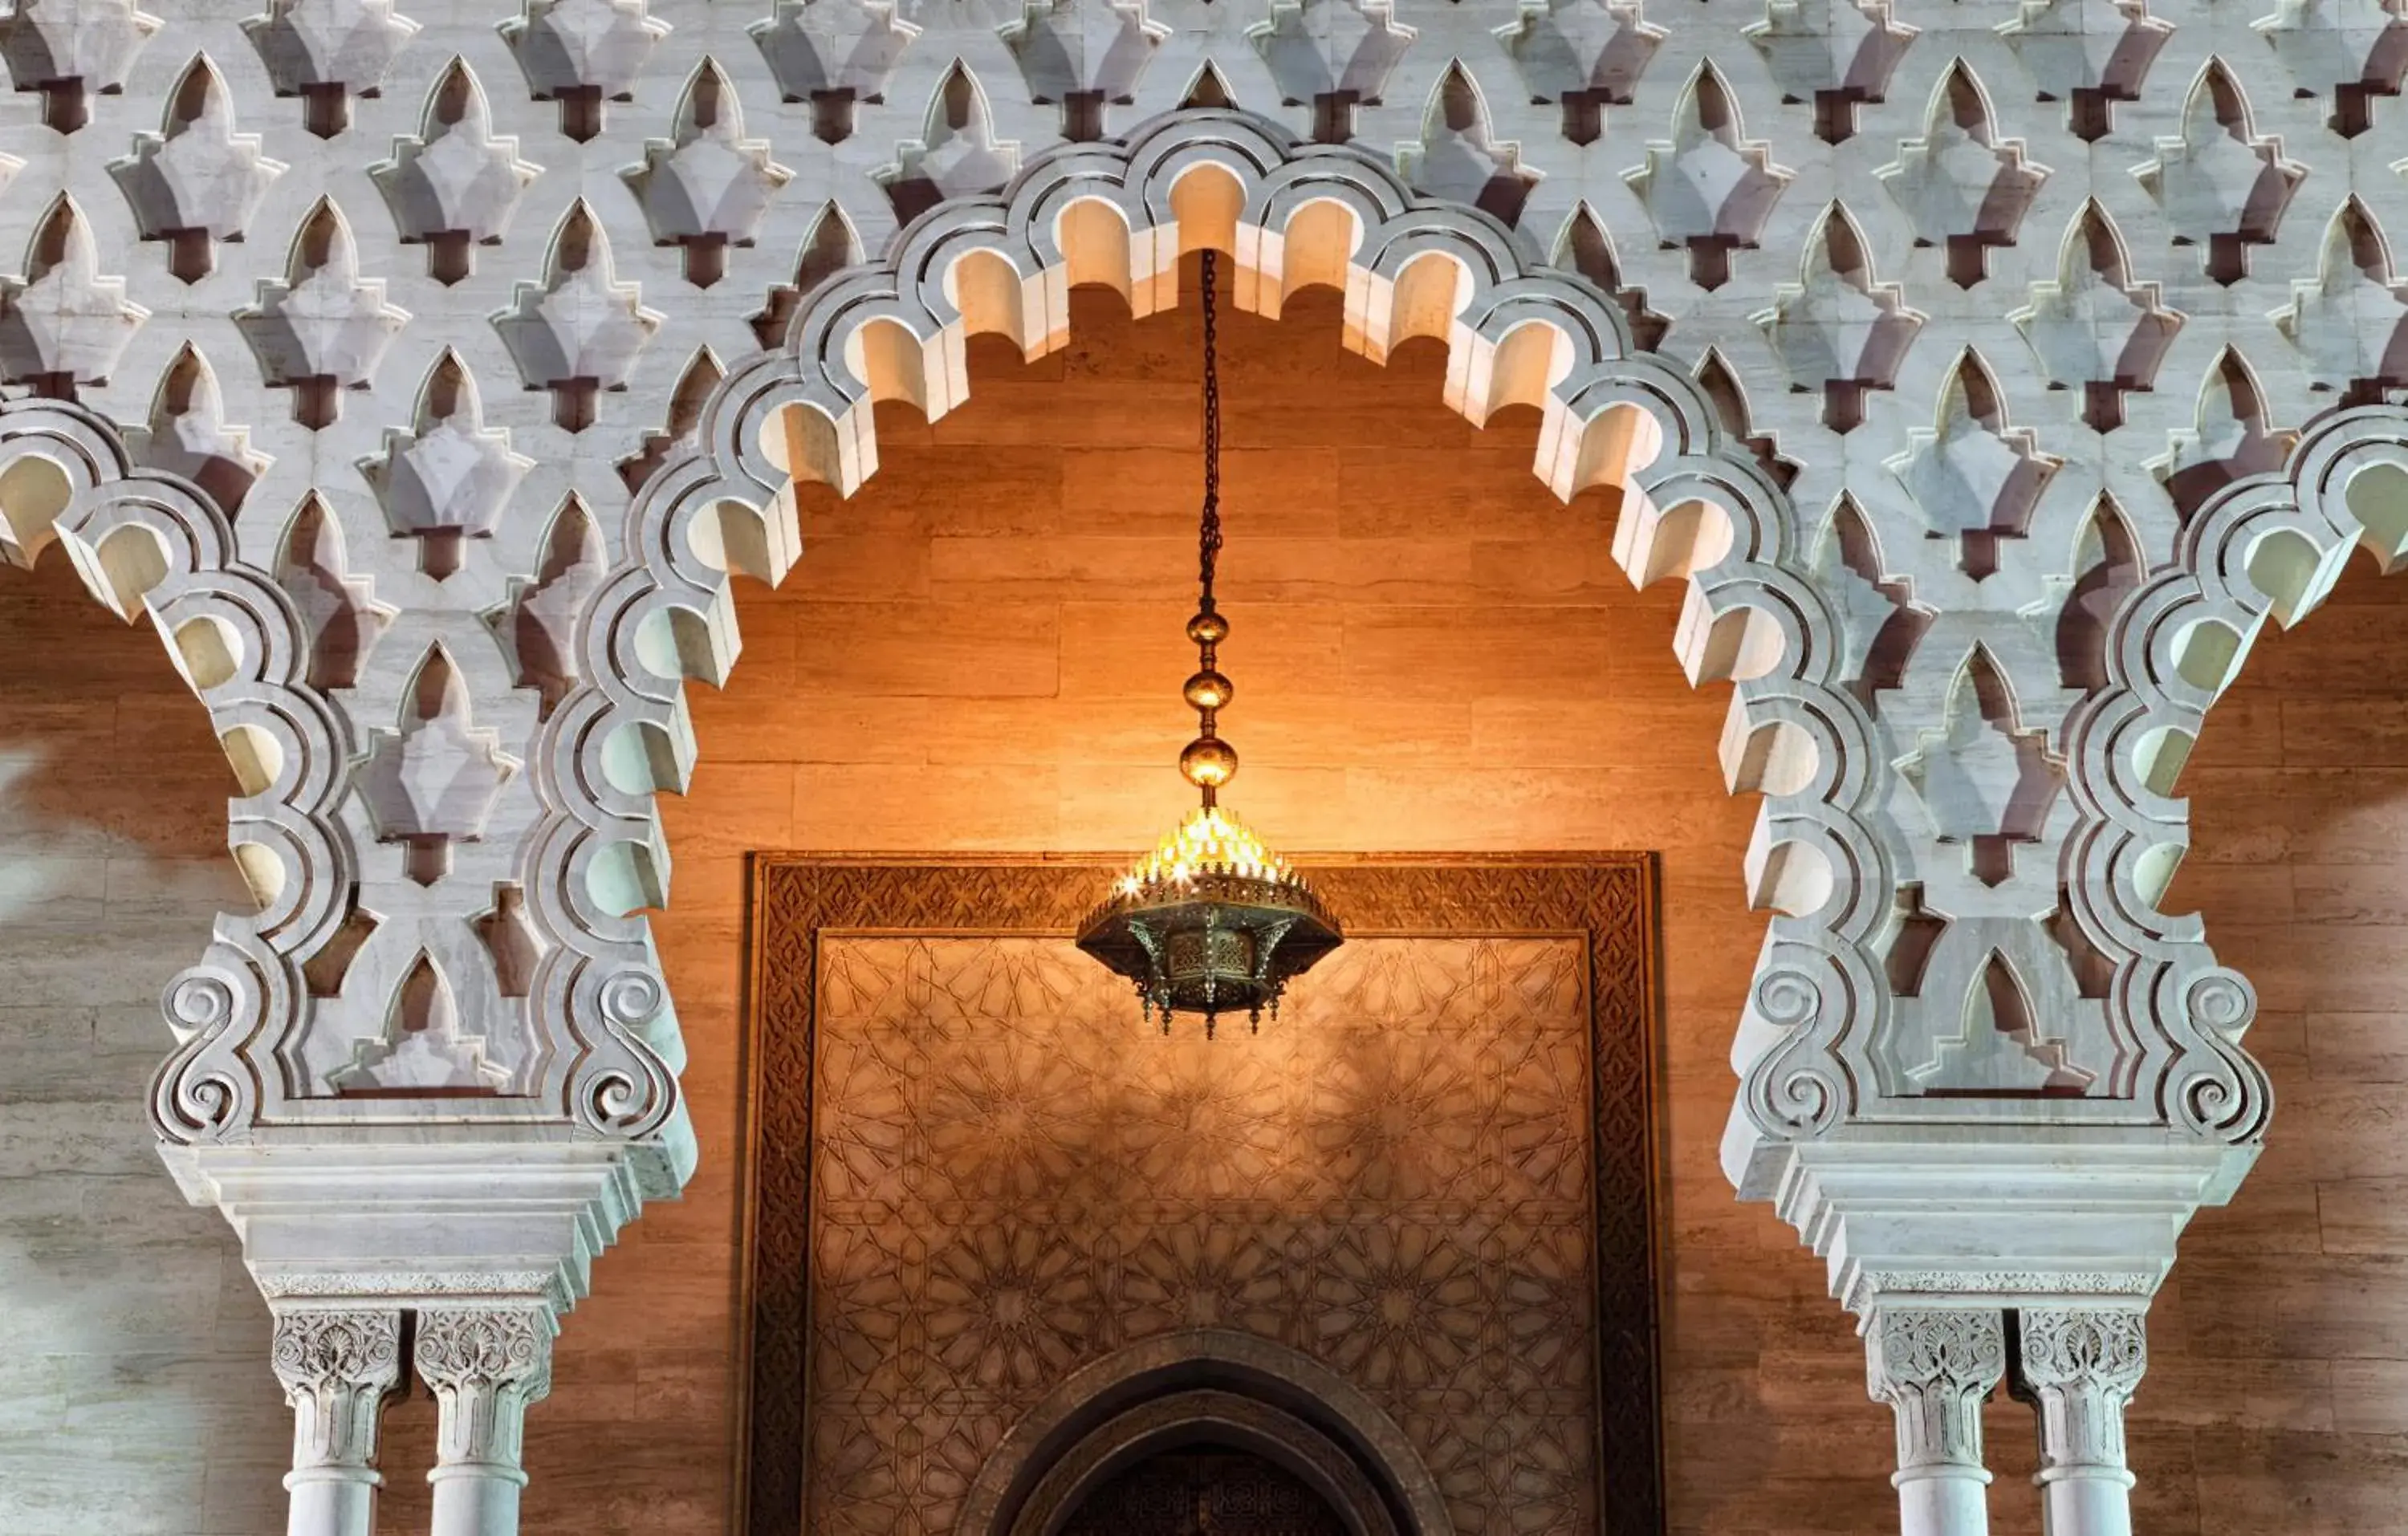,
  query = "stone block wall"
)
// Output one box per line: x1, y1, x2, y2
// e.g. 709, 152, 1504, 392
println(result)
2151, 556, 2408, 1536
